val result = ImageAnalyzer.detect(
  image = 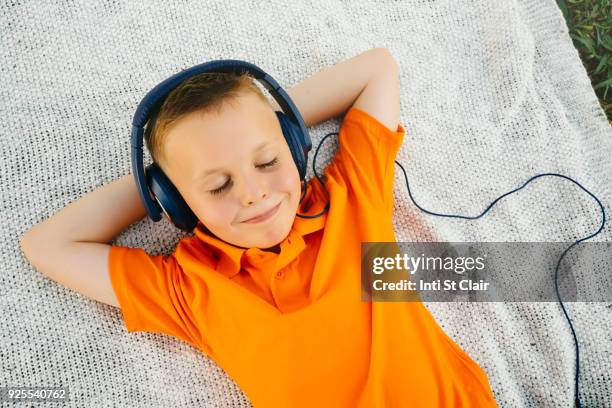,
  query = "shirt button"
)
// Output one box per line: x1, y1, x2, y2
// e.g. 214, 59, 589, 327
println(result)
275, 271, 284, 279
